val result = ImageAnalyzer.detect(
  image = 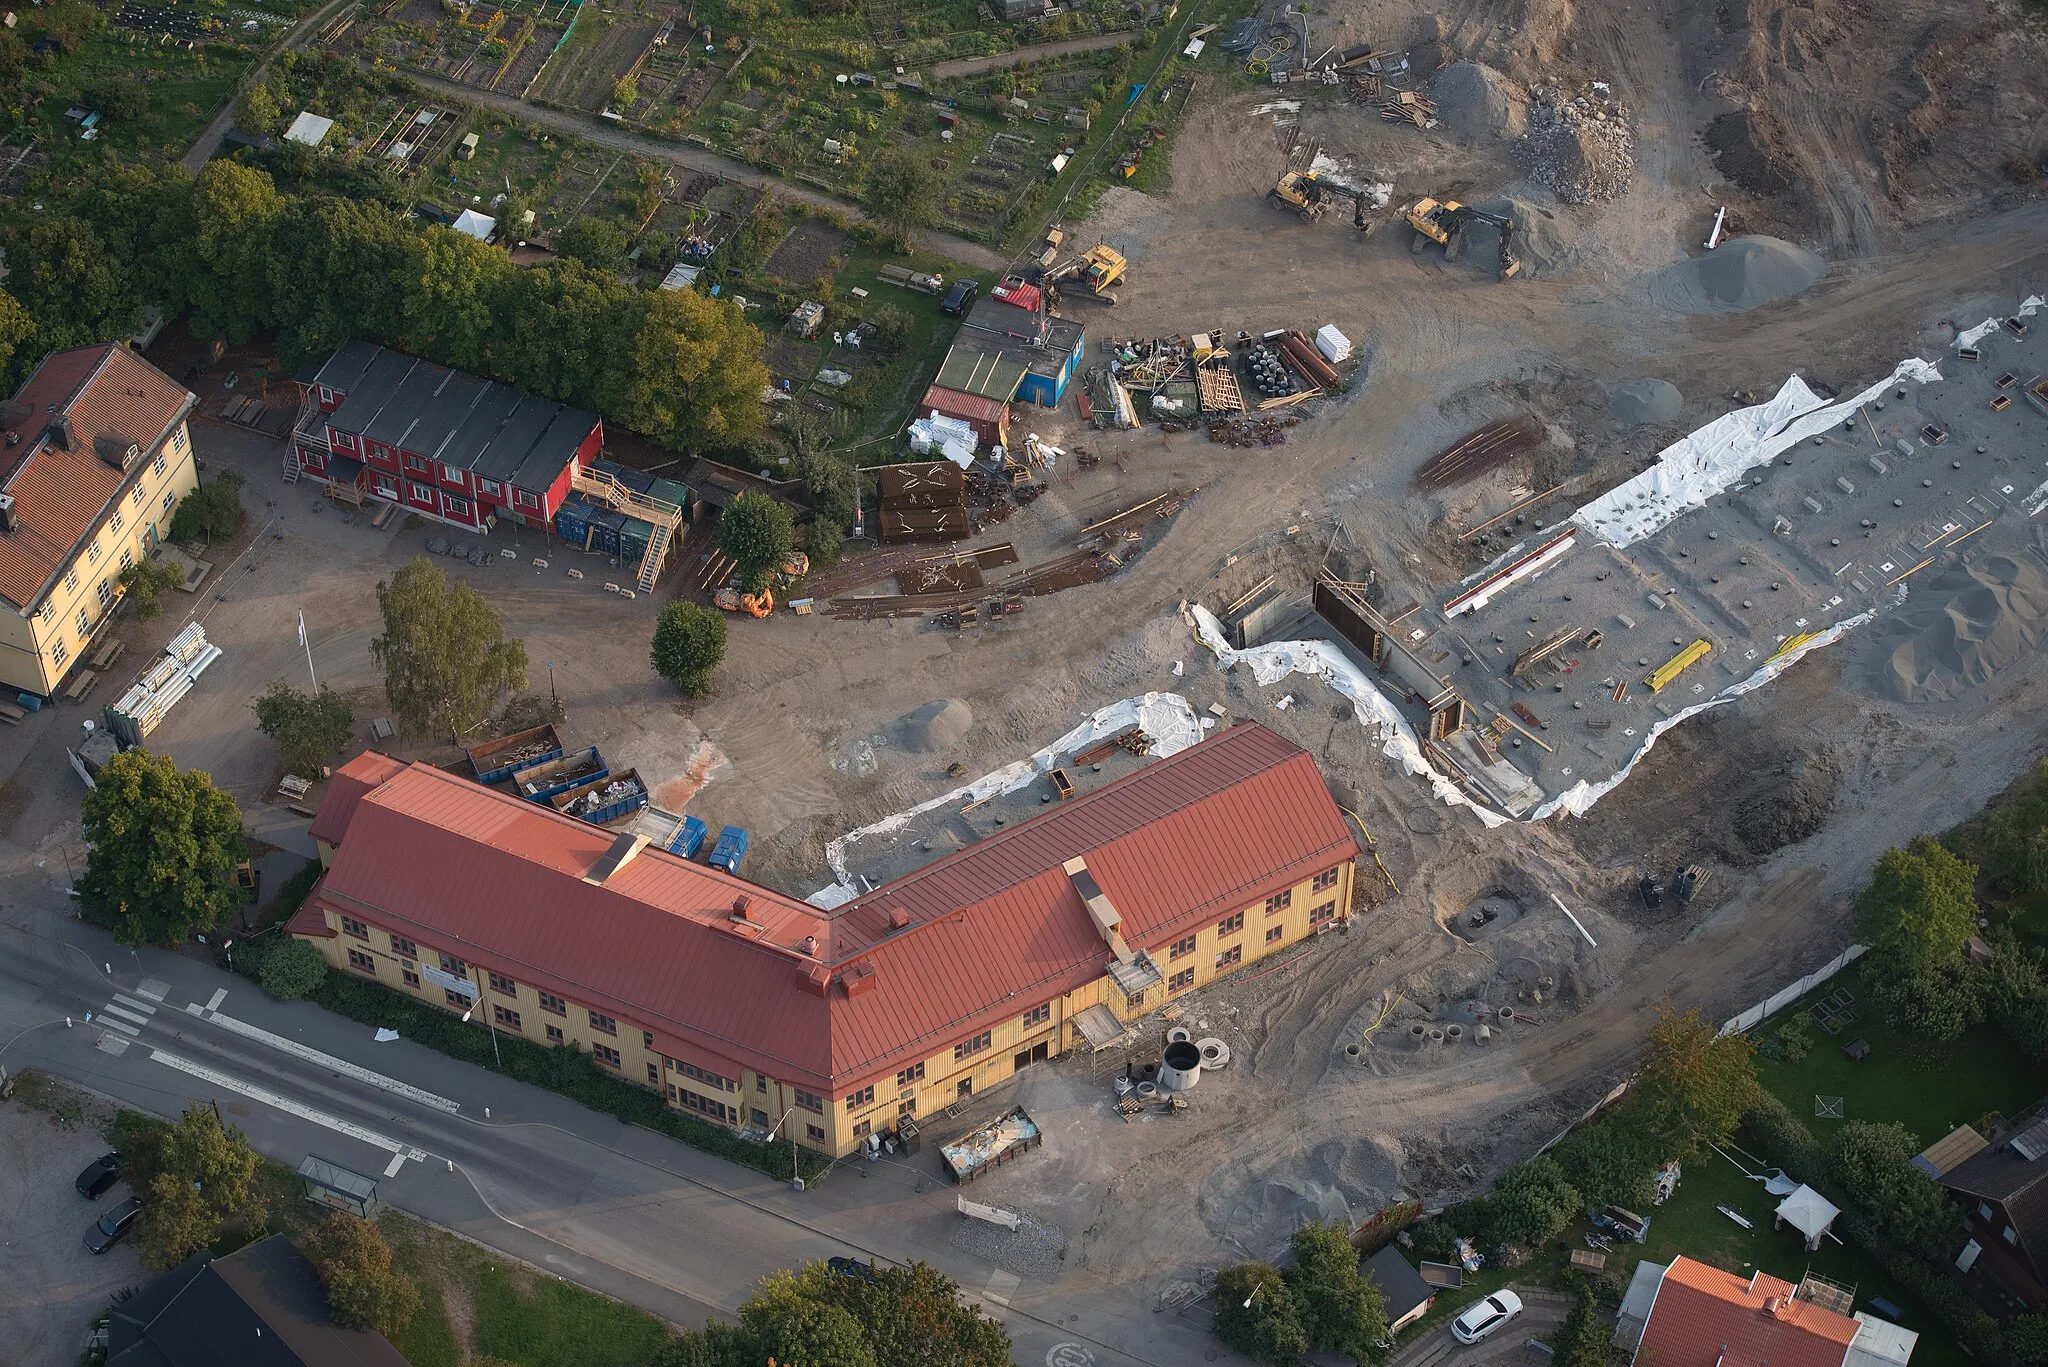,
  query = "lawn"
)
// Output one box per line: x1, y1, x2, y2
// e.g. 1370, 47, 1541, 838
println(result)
1751, 962, 2047, 1144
